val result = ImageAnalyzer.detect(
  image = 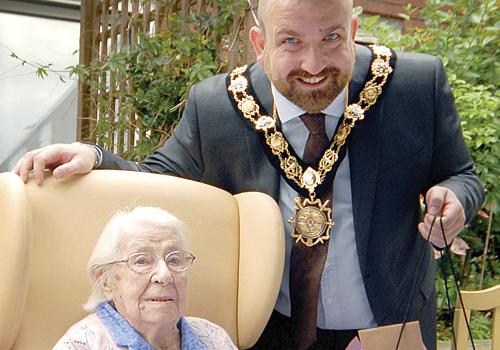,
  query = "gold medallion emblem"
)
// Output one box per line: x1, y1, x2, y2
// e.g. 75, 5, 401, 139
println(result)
289, 197, 334, 246
320, 149, 338, 170
269, 132, 286, 153
256, 116, 276, 130
240, 98, 257, 115
372, 58, 393, 76
230, 76, 248, 91
283, 156, 301, 178
360, 83, 381, 106
301, 167, 321, 192
345, 103, 365, 121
